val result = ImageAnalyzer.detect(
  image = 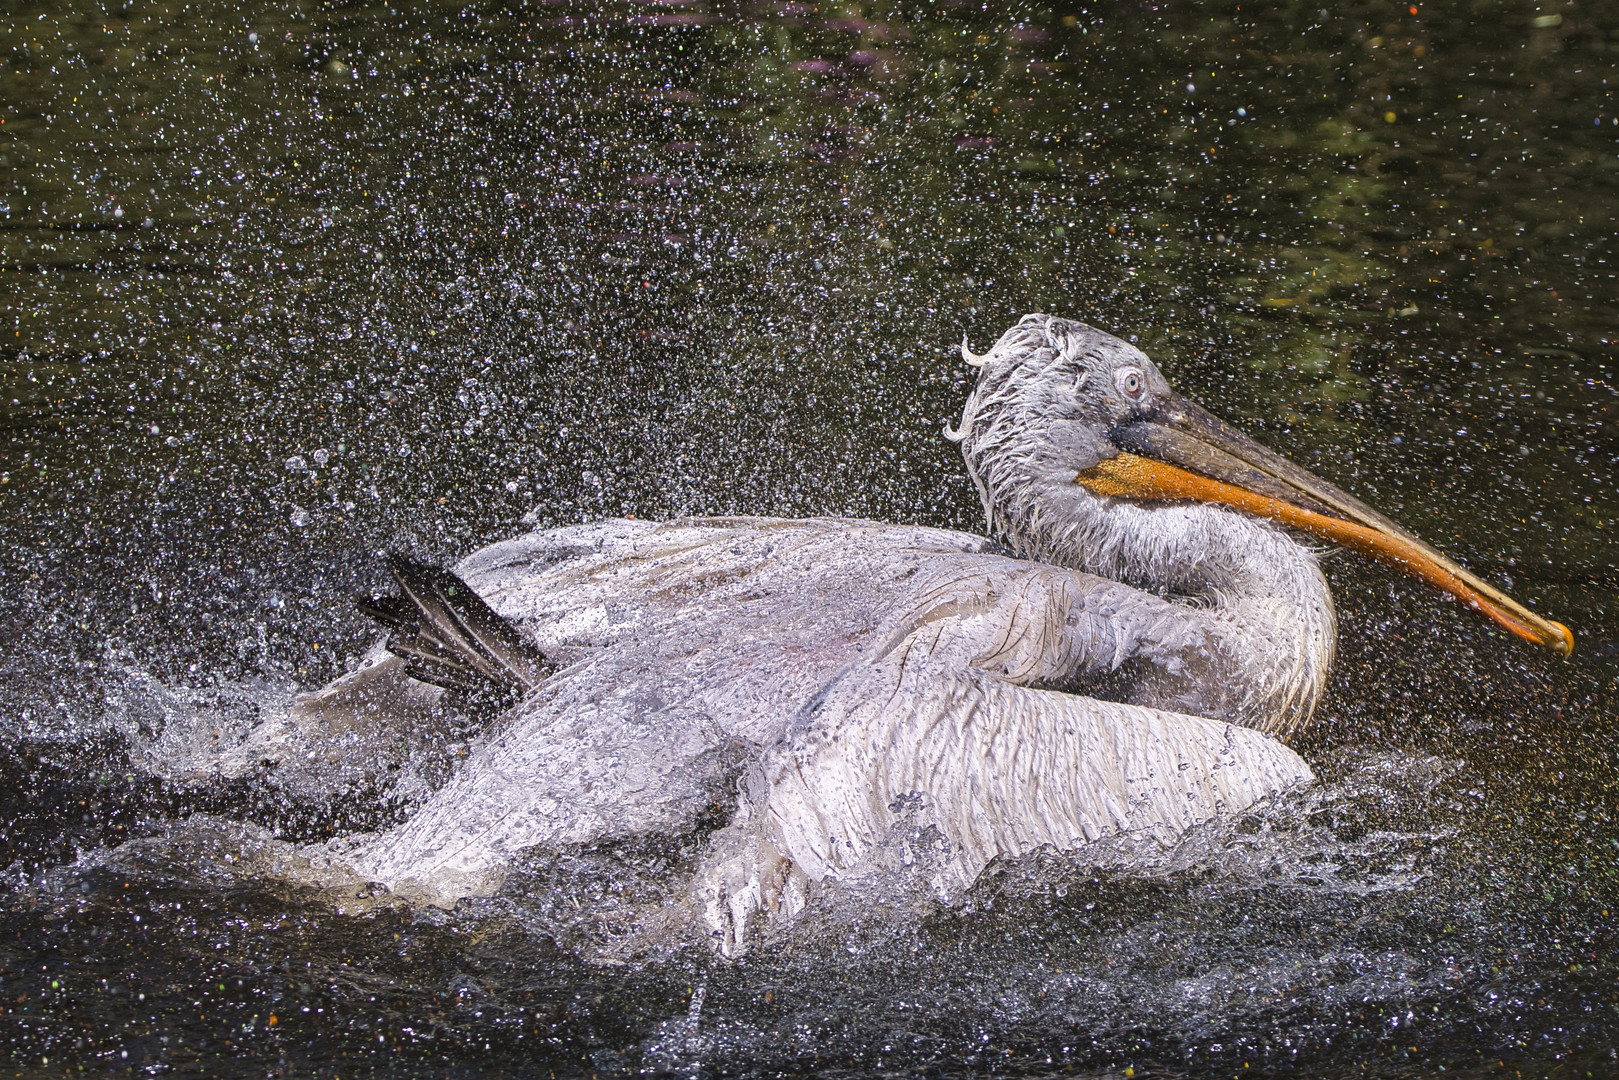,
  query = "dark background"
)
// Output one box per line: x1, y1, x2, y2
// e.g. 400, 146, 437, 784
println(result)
1, 0, 1615, 1075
